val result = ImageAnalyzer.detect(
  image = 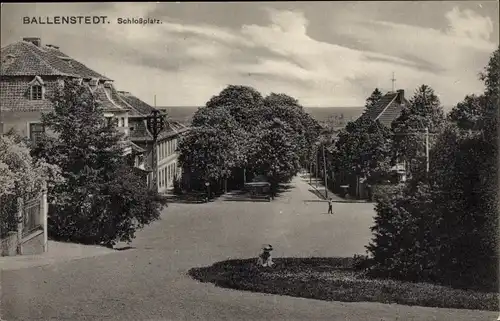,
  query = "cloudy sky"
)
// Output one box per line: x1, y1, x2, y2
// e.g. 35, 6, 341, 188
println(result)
1, 2, 498, 108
